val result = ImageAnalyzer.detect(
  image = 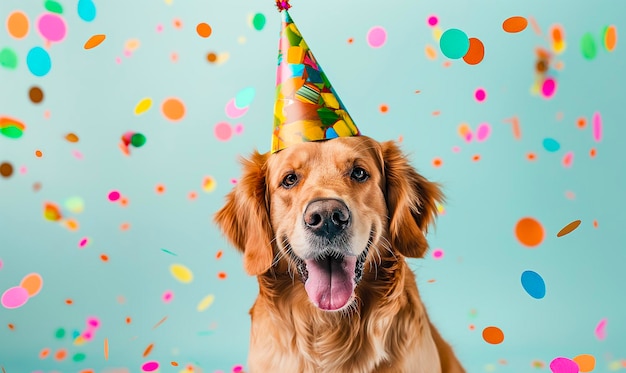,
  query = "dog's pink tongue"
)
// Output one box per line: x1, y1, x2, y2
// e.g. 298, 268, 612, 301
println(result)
304, 256, 356, 311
